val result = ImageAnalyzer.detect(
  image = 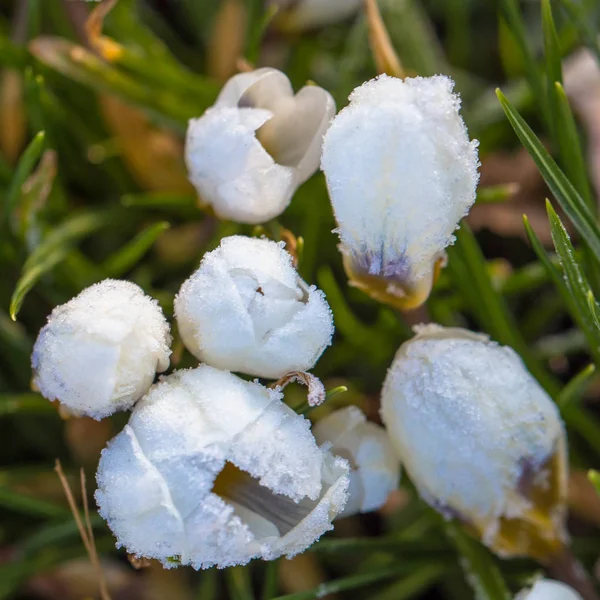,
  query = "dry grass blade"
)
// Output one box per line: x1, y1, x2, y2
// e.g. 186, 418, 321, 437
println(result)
54, 459, 111, 600
364, 0, 405, 78
85, 0, 122, 61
